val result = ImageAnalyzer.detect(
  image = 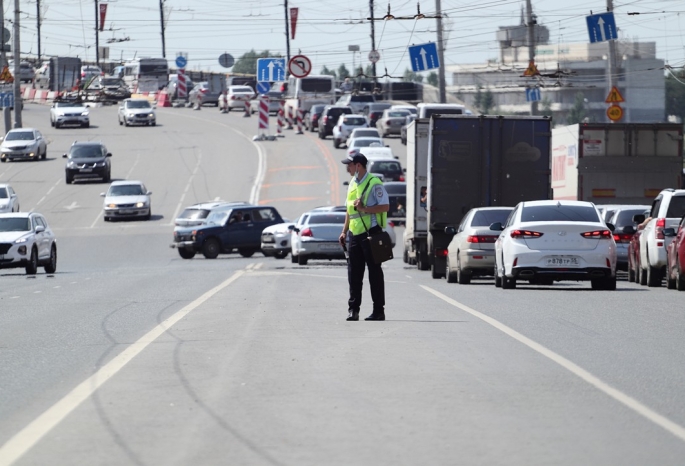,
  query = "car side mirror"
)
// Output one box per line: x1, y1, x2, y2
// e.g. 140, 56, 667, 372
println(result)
35, 225, 45, 233
100, 193, 106, 197
147, 191, 152, 195
293, 227, 300, 233
106, 152, 112, 157
343, 181, 349, 186
62, 153, 67, 158
633, 214, 646, 224
403, 168, 407, 173
288, 225, 295, 230
444, 226, 456, 236
663, 227, 677, 237
490, 222, 504, 231
606, 222, 615, 232
622, 225, 636, 235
